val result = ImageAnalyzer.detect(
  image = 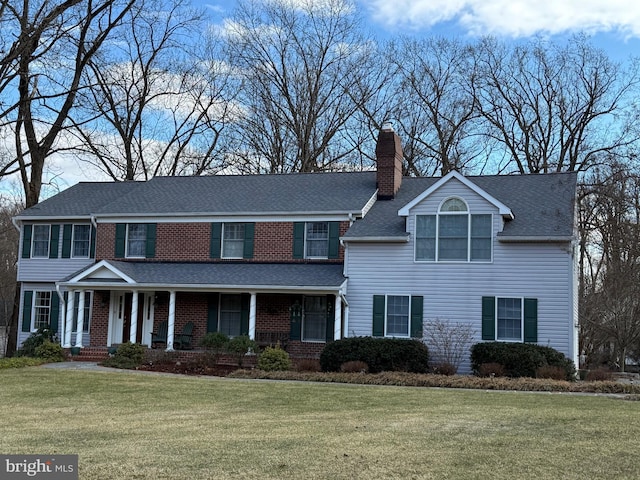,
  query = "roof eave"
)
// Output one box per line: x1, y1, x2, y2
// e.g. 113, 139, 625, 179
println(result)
342, 235, 409, 243
497, 235, 574, 243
